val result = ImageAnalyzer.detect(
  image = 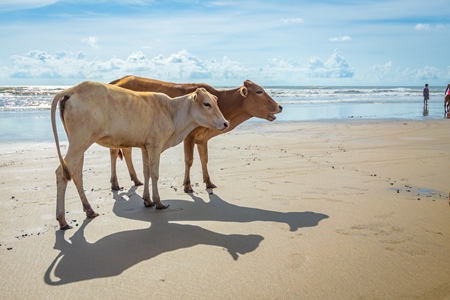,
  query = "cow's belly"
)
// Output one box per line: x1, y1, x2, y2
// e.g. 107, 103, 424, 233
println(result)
96, 134, 147, 149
